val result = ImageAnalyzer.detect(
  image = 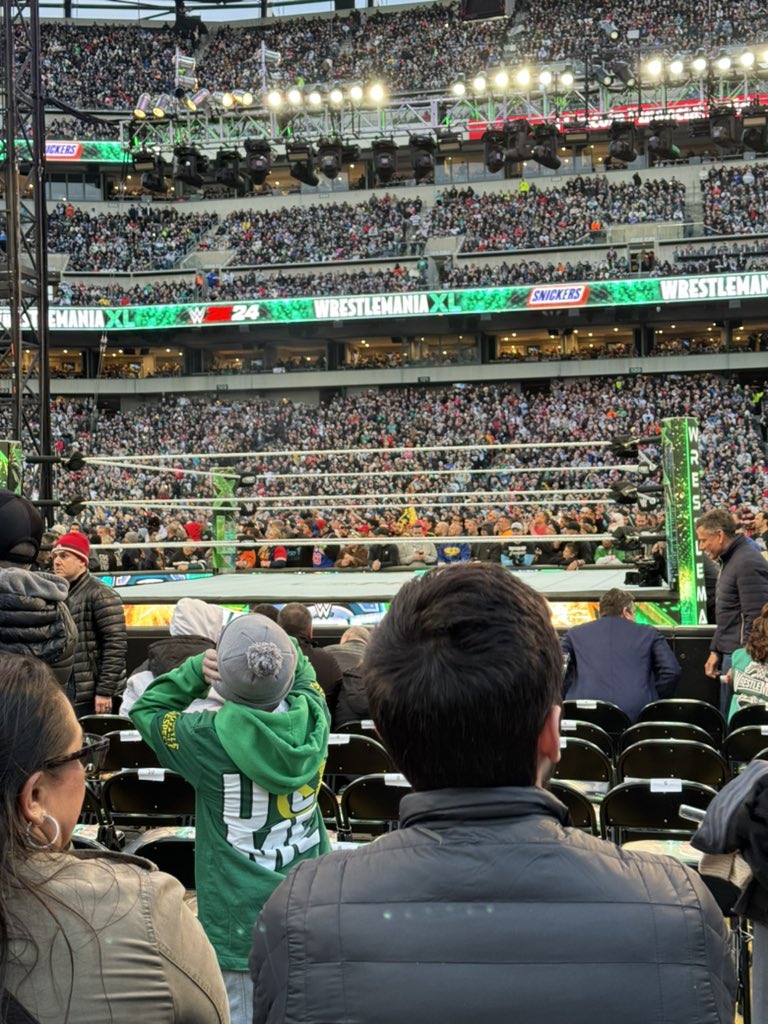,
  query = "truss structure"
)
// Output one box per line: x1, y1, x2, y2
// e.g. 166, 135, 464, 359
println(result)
1, 0, 52, 506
